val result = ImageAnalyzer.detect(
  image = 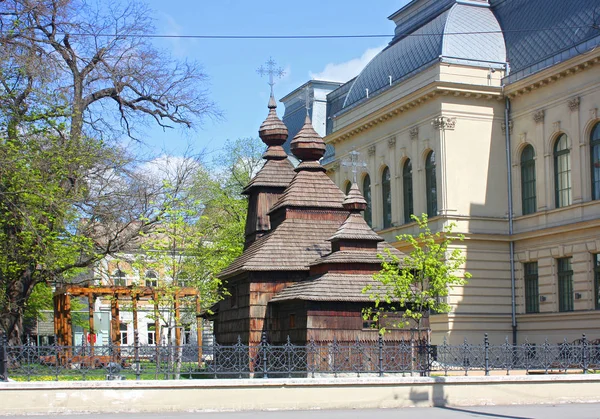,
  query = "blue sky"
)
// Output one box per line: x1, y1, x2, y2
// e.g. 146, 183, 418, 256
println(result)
141, 0, 409, 158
